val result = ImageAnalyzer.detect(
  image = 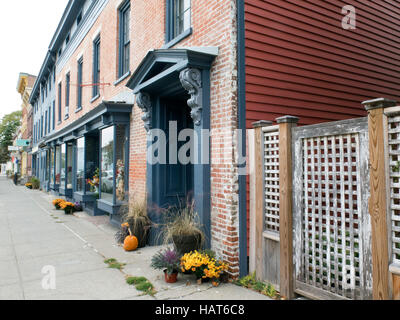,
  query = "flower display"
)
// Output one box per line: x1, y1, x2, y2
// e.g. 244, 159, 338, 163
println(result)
116, 159, 125, 201
74, 202, 83, 212
25, 183, 33, 189
52, 198, 66, 210
151, 248, 181, 276
180, 250, 228, 280
59, 201, 75, 214
86, 168, 100, 192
